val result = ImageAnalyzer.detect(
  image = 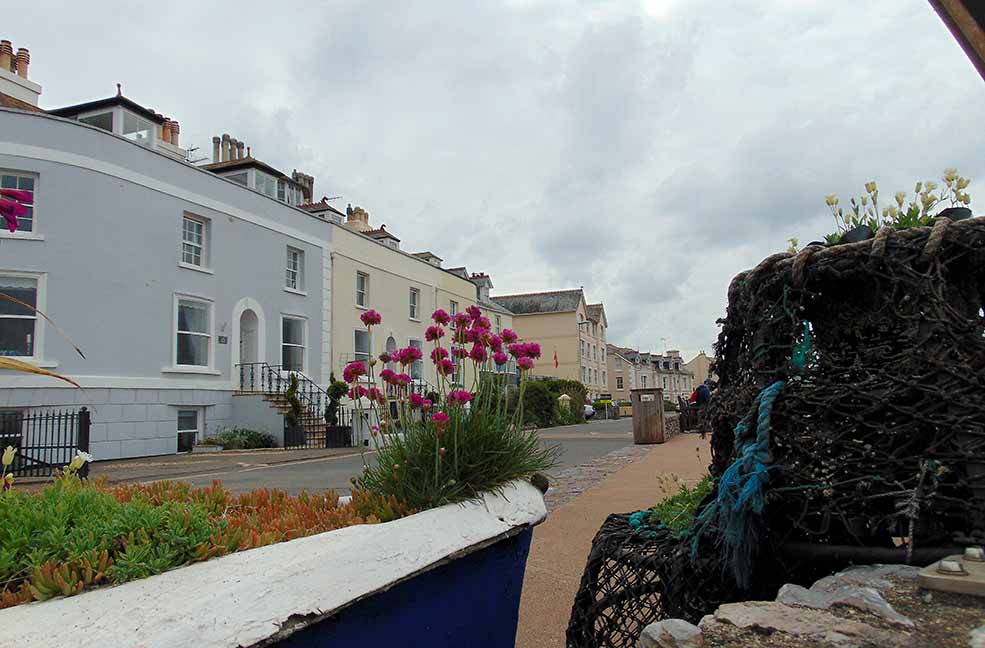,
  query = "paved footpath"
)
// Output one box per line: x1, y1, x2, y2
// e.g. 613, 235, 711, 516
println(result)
516, 432, 711, 648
